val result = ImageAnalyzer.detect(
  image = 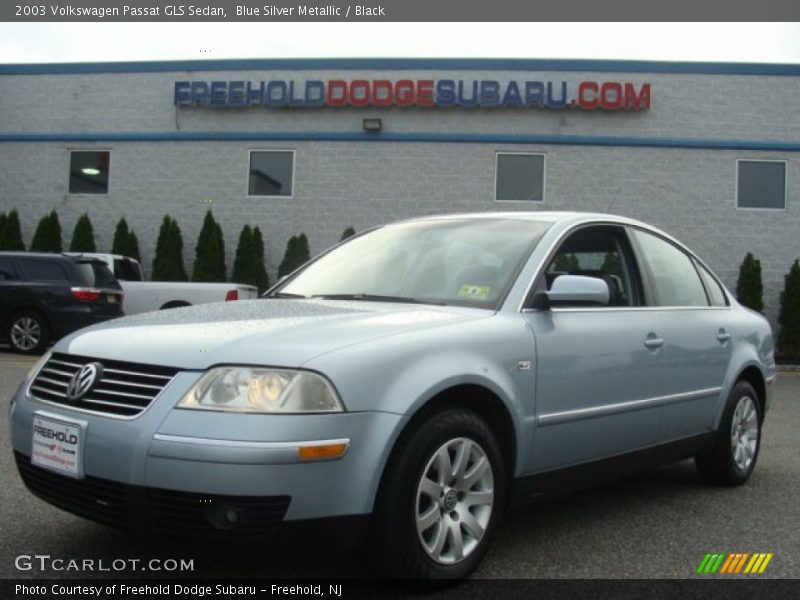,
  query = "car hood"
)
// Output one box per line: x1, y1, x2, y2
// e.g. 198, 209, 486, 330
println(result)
57, 299, 492, 370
